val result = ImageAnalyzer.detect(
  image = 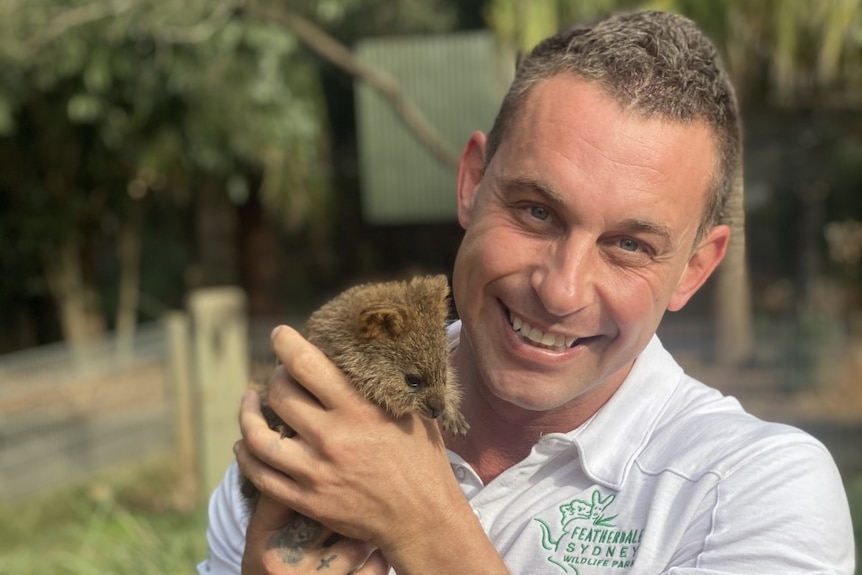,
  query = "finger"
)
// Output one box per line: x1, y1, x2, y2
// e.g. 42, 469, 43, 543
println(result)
239, 387, 266, 429
234, 434, 307, 507
244, 367, 322, 442
353, 548, 390, 574
239, 389, 291, 452
239, 387, 315, 455
271, 325, 360, 410
264, 364, 331, 437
